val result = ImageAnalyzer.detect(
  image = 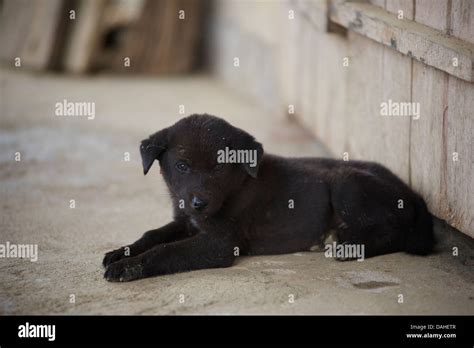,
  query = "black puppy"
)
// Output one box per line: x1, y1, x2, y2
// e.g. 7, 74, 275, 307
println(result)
103, 114, 434, 281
